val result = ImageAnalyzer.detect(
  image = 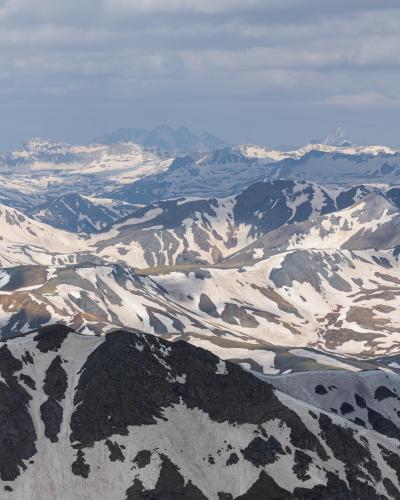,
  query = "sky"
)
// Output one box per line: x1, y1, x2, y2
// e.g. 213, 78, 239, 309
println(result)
0, 0, 399, 149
